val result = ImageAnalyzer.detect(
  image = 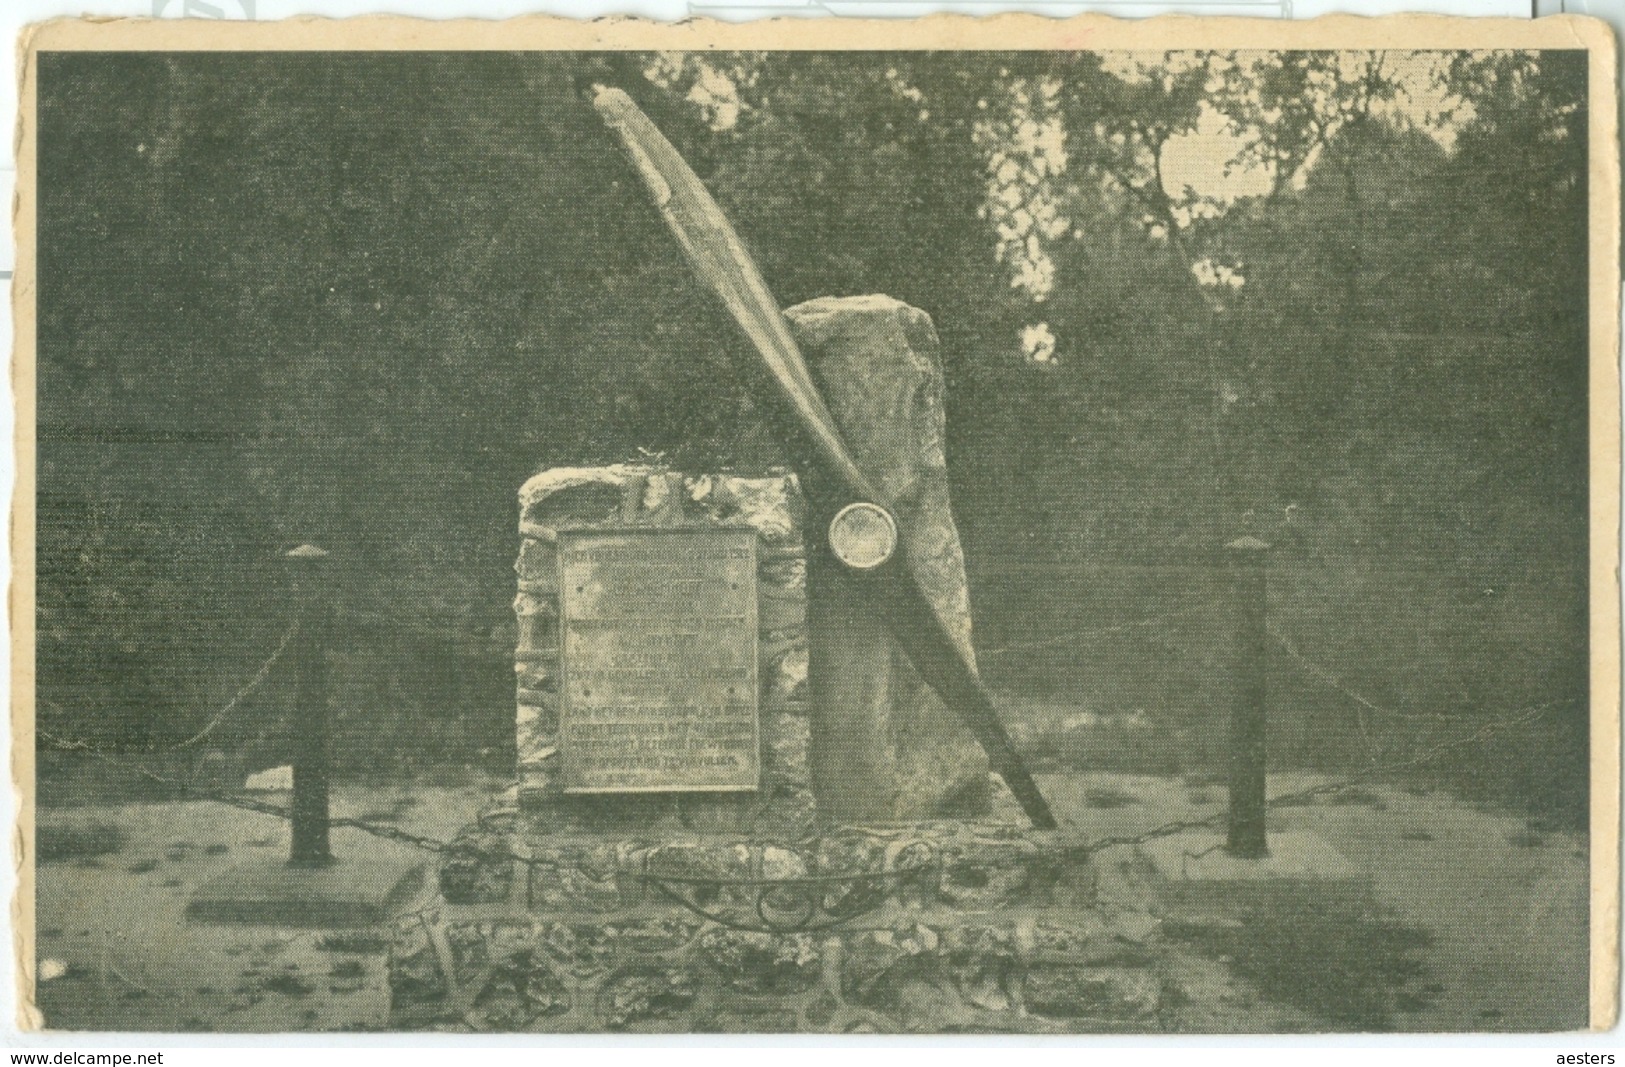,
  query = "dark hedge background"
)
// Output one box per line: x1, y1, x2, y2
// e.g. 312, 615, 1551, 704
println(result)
34, 51, 1590, 823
